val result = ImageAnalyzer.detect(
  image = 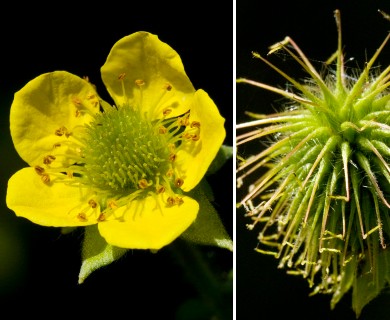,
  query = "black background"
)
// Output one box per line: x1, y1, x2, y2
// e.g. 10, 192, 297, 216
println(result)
0, 2, 233, 318
237, 0, 390, 319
